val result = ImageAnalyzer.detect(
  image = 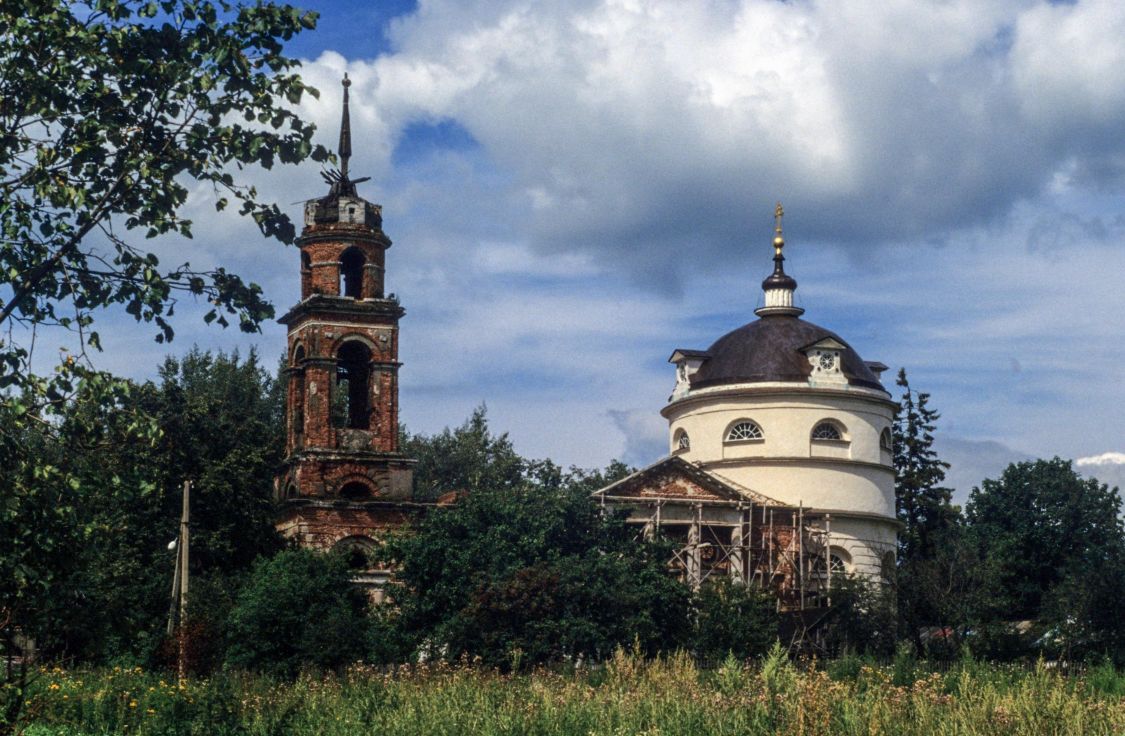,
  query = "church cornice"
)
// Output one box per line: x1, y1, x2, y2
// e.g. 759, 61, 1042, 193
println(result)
278, 498, 434, 512
297, 225, 391, 249
284, 448, 418, 465
800, 507, 903, 528
697, 455, 894, 475
662, 381, 895, 418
